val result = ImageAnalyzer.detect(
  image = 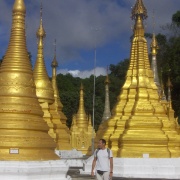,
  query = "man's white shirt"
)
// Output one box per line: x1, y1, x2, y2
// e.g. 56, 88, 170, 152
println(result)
94, 148, 113, 171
